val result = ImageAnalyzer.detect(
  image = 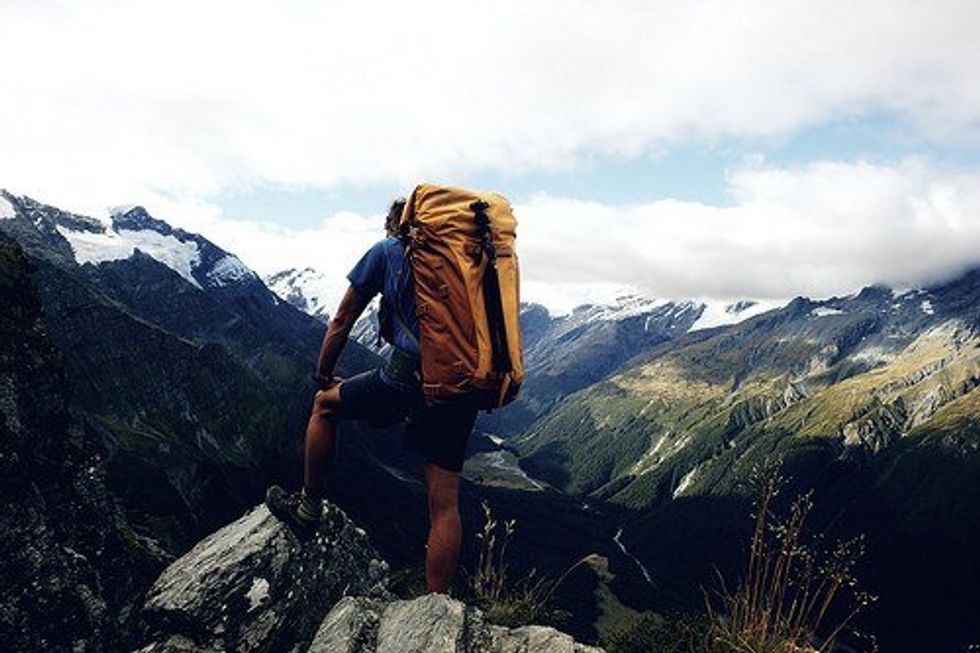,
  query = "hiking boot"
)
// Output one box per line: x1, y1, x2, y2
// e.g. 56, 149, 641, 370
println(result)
265, 485, 320, 540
